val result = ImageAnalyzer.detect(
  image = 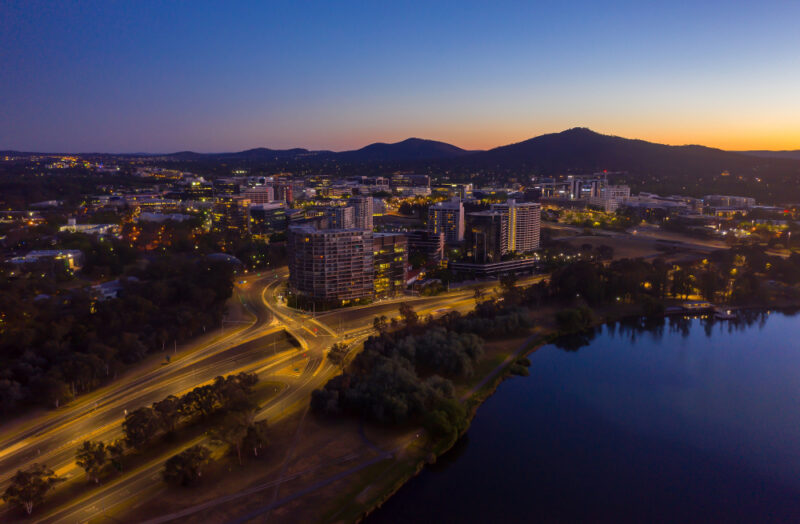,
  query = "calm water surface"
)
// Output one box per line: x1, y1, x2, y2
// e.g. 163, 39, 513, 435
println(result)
370, 311, 800, 523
